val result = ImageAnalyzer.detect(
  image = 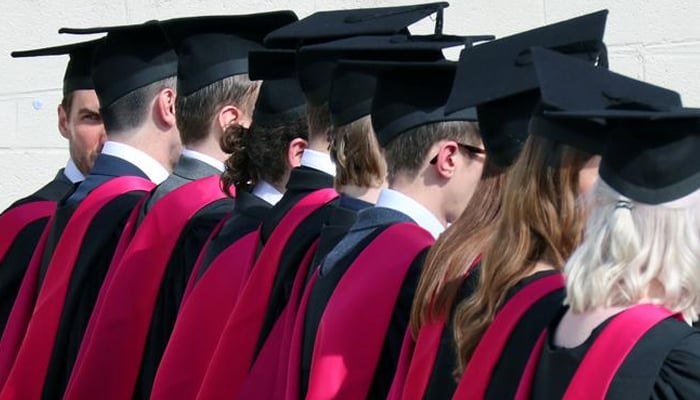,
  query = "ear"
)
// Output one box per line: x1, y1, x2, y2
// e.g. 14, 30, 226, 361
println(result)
155, 87, 177, 130
431, 141, 459, 179
287, 137, 308, 168
217, 105, 243, 131
58, 104, 70, 139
